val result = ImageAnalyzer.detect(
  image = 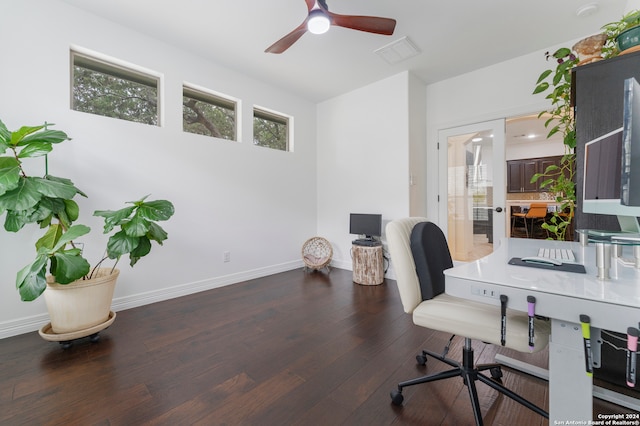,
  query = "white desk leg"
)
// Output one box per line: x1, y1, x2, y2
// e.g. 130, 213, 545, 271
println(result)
549, 319, 593, 422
